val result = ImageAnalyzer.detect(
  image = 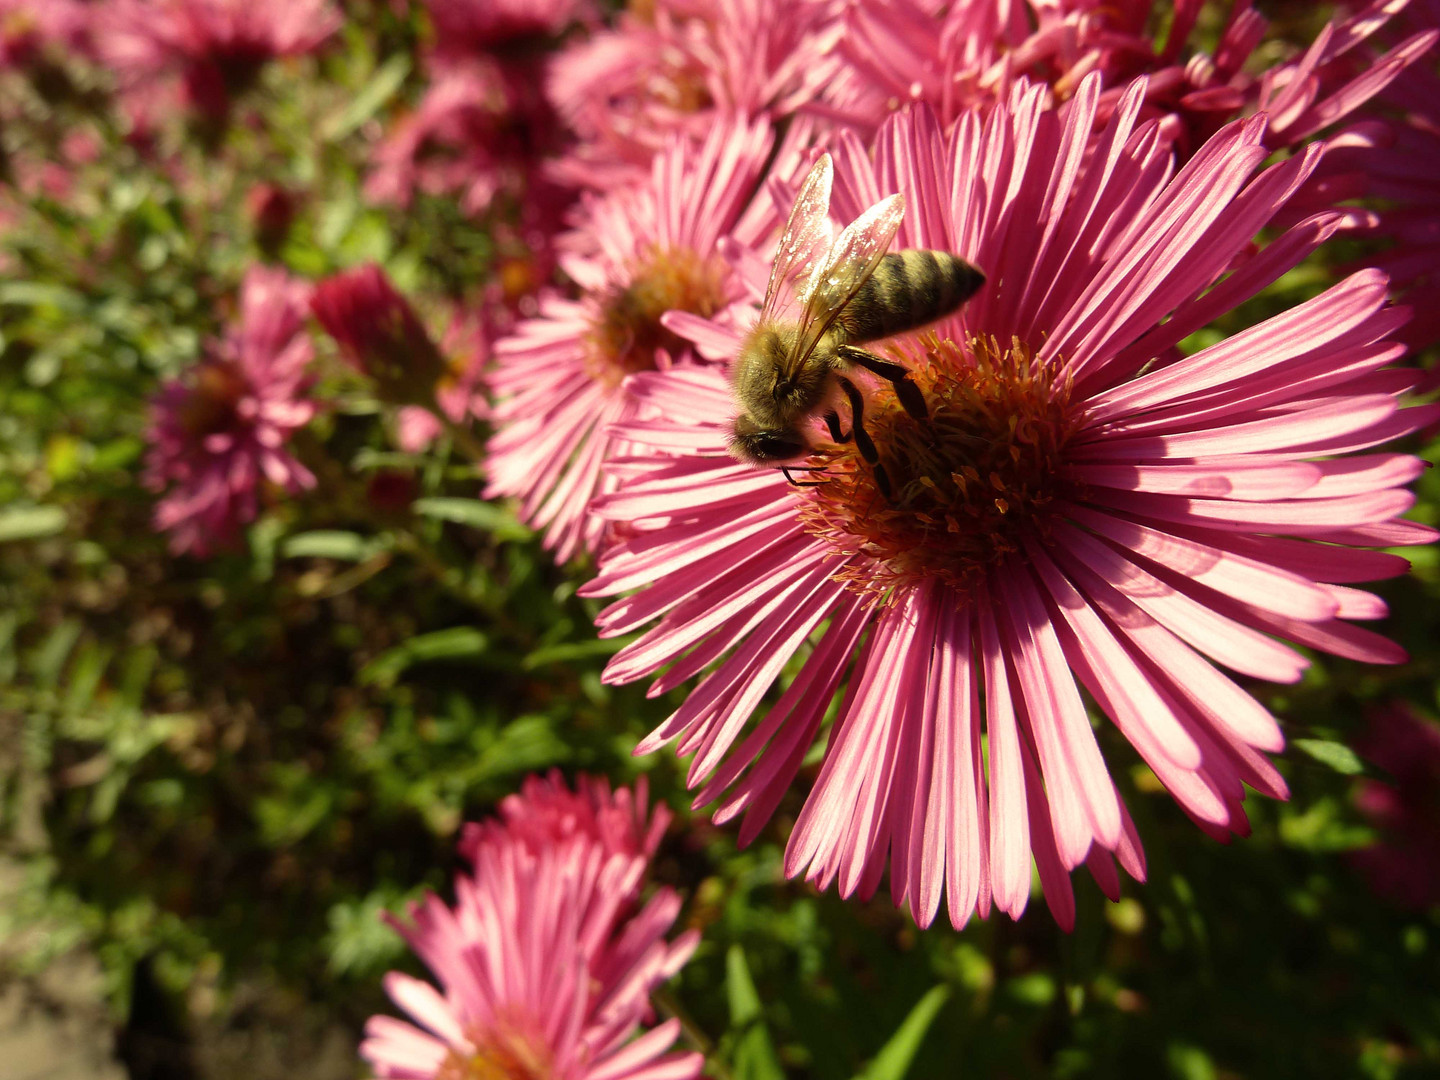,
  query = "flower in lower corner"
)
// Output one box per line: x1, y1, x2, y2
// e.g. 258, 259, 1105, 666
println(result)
361, 775, 702, 1080
579, 78, 1437, 931
144, 266, 317, 557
